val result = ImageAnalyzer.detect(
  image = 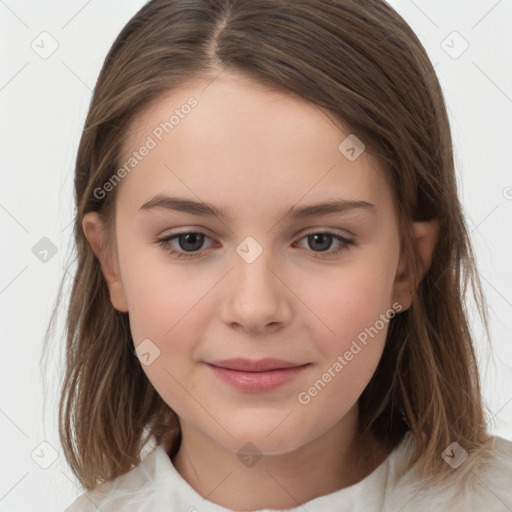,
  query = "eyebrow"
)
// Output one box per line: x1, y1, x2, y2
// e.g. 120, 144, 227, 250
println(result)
138, 194, 377, 220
